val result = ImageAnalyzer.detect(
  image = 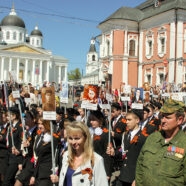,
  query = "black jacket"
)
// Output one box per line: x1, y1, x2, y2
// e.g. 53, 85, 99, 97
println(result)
115, 130, 147, 183
112, 116, 127, 147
